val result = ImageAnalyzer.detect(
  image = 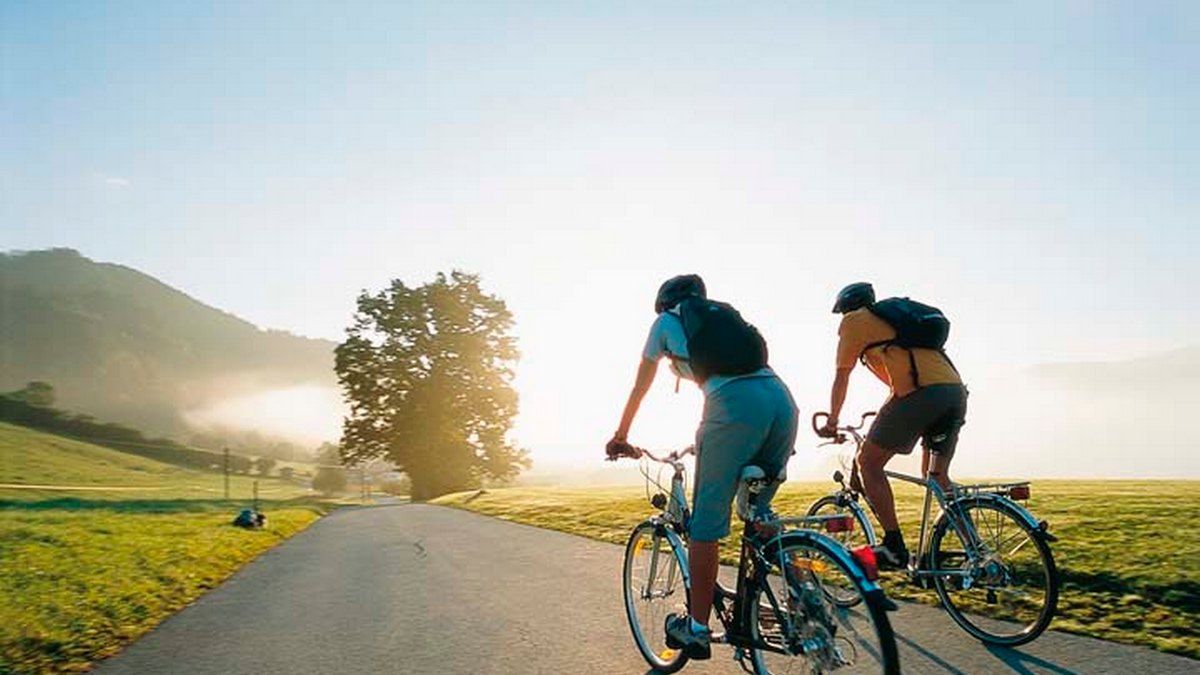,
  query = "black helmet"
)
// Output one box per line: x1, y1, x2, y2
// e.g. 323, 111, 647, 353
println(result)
655, 274, 706, 313
832, 282, 875, 314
